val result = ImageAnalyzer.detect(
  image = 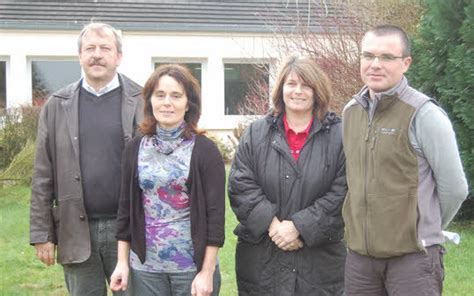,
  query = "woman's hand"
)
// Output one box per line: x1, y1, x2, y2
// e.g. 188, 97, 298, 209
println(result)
110, 262, 129, 292
111, 240, 131, 291
281, 237, 304, 251
191, 269, 214, 296
269, 220, 301, 250
268, 216, 281, 235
